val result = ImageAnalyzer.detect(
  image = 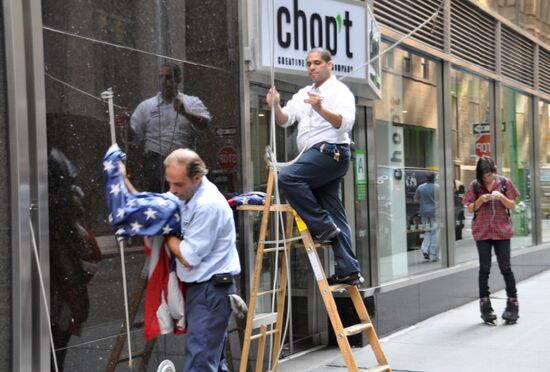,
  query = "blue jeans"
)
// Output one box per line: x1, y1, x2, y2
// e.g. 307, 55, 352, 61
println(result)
476, 239, 517, 299
183, 280, 234, 372
420, 217, 439, 260
278, 143, 359, 276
